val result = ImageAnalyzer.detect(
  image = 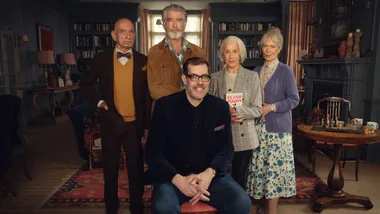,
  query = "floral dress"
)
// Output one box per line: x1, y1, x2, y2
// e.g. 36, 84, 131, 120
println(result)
246, 59, 296, 199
